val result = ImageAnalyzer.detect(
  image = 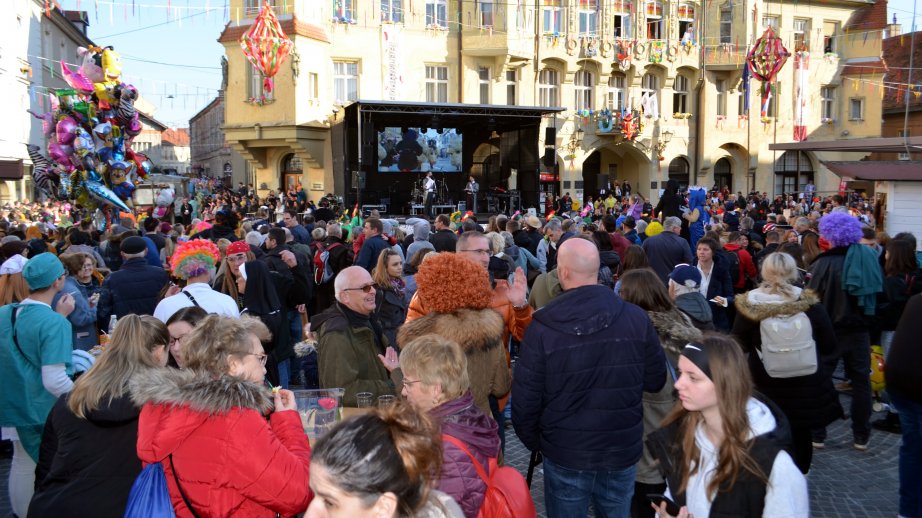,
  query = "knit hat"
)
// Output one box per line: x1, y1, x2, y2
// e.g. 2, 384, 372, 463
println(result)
669, 264, 701, 289
160, 222, 173, 234
22, 252, 65, 290
415, 252, 493, 313
170, 239, 221, 280
26, 238, 48, 258
818, 212, 863, 248
646, 220, 664, 237
226, 240, 250, 256
120, 236, 147, 255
